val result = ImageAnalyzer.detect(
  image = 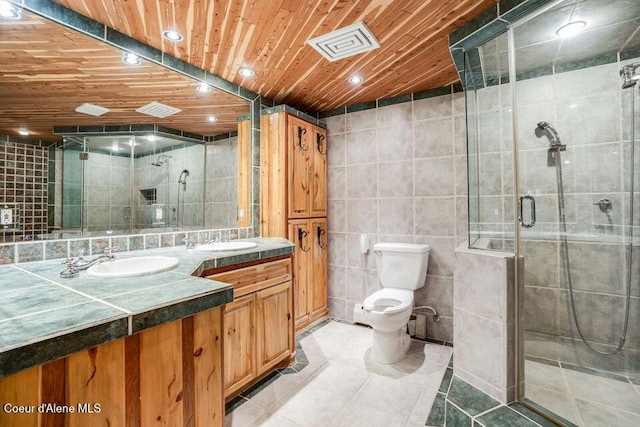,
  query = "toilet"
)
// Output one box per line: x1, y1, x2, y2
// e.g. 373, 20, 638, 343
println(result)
363, 242, 430, 364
